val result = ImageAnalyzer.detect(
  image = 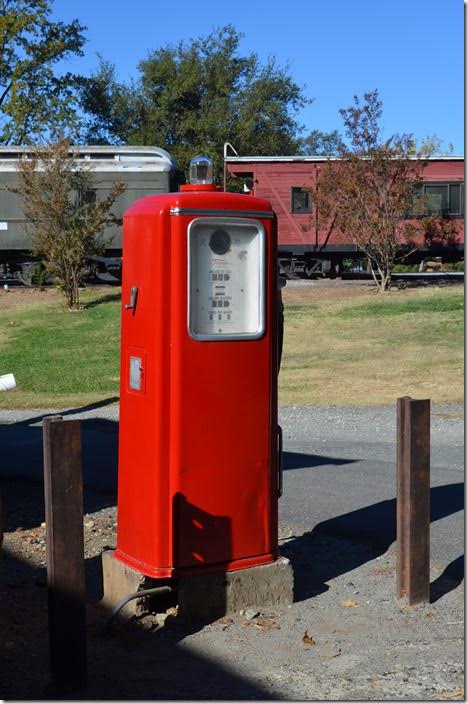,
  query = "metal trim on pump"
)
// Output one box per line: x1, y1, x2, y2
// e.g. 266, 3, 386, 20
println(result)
171, 207, 275, 219
187, 217, 266, 342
